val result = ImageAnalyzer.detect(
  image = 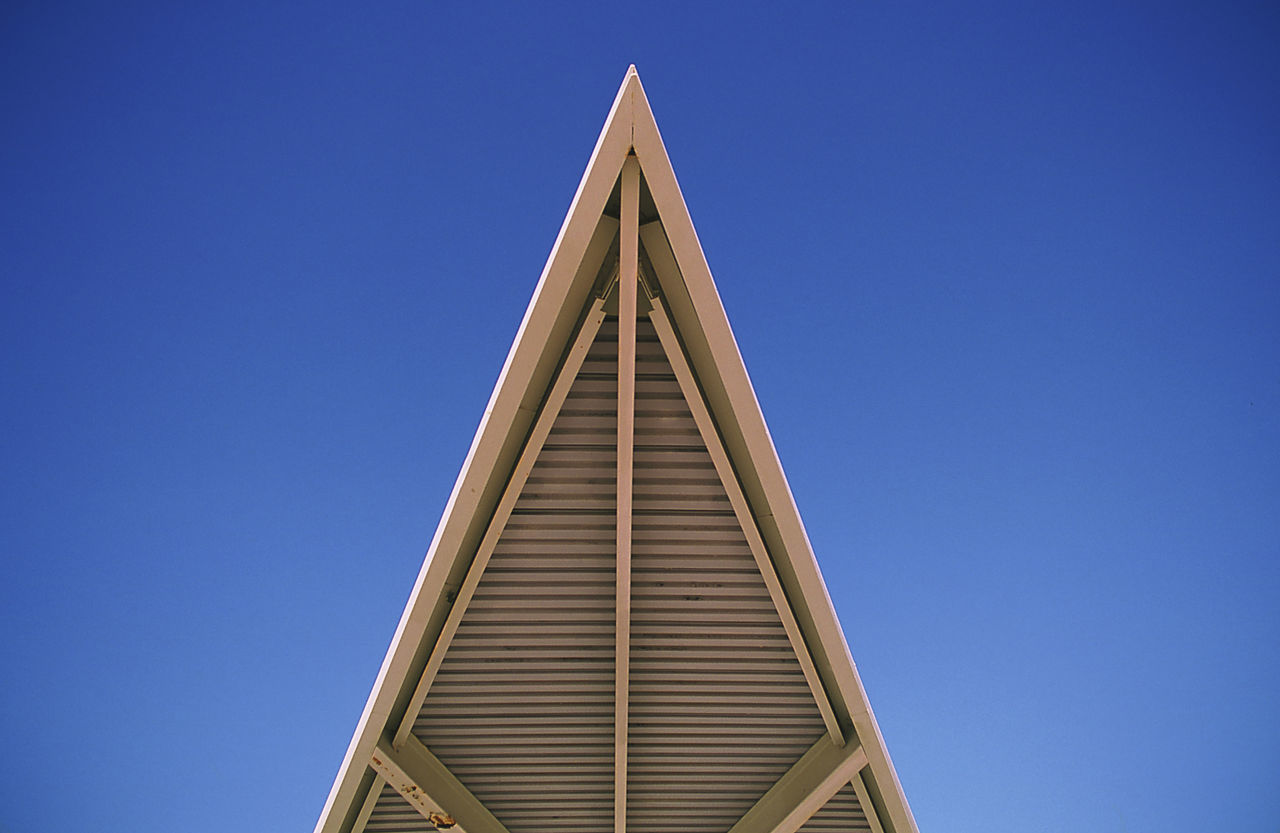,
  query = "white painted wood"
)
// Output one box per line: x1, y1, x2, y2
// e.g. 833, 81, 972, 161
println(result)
852, 771, 886, 833
648, 299, 844, 747
392, 298, 608, 748
724, 735, 867, 833
615, 154, 640, 833
370, 736, 511, 833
